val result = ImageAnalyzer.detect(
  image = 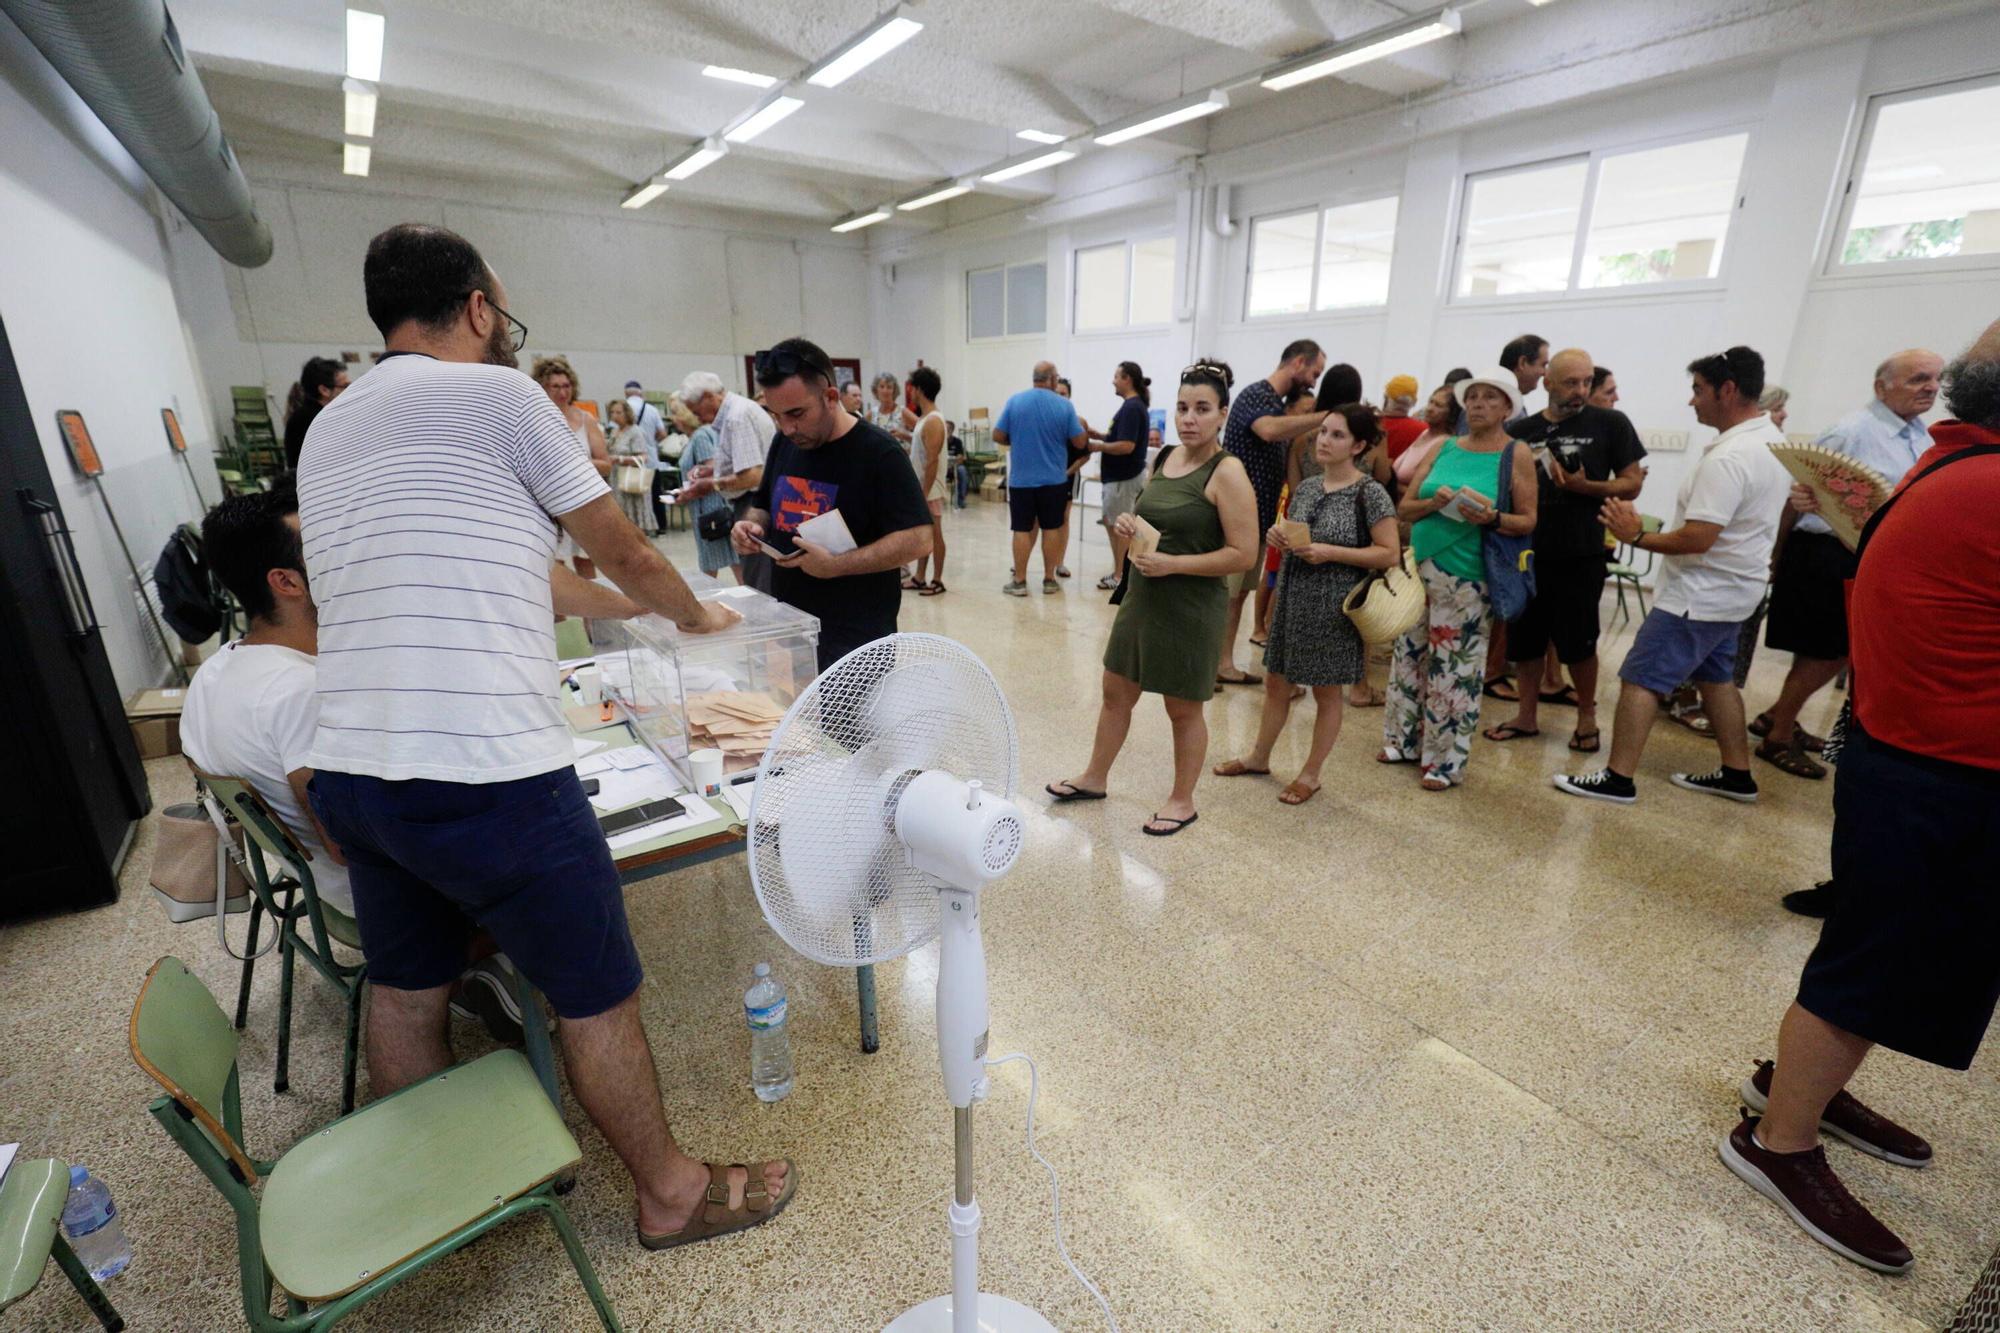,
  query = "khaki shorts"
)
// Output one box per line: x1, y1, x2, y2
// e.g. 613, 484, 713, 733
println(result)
1230, 561, 1263, 596
1099, 476, 1144, 526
